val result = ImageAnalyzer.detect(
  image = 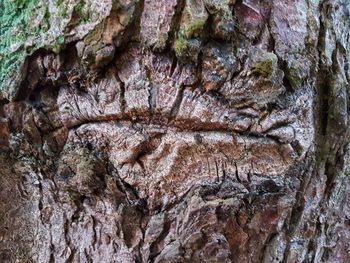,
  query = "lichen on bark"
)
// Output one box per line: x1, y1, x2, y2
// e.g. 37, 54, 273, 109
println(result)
0, 0, 112, 100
